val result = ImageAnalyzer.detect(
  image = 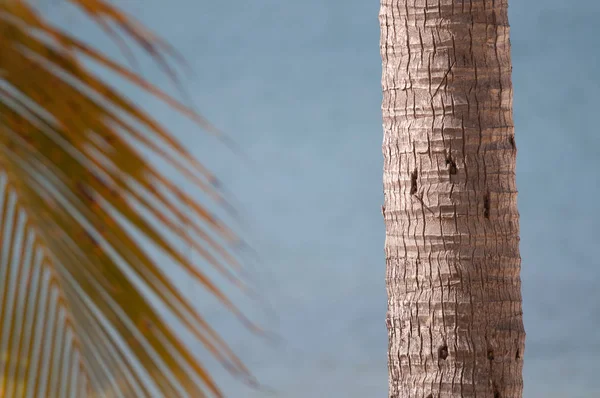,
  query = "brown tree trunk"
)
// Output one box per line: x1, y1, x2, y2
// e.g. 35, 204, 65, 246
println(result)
380, 1, 525, 397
